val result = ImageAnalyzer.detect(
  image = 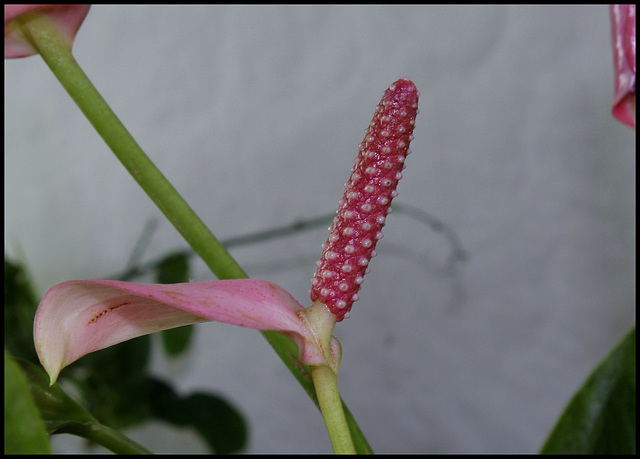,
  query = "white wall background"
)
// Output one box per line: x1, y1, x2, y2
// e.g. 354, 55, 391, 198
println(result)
4, 5, 635, 454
